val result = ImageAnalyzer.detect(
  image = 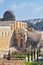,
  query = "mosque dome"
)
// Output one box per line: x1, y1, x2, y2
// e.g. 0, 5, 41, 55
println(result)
3, 10, 15, 21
